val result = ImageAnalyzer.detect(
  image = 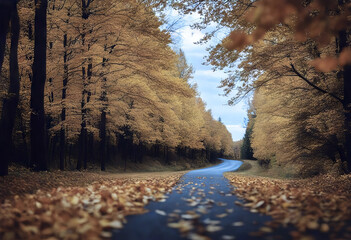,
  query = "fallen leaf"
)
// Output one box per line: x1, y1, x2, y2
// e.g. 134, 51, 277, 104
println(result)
206, 225, 223, 232
233, 222, 244, 227
222, 235, 235, 240
155, 210, 166, 216
216, 213, 228, 218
